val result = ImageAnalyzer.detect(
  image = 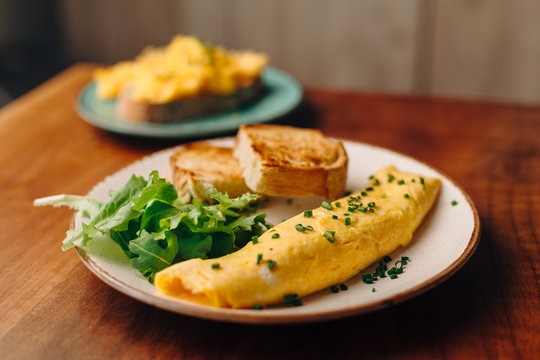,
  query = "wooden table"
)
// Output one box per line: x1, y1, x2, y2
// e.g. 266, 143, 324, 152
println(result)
1, 64, 538, 359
